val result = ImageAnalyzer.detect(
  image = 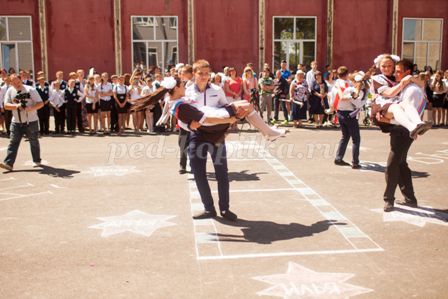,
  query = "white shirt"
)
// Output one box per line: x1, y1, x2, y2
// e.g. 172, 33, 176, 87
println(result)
0, 84, 11, 110
4, 85, 43, 123
99, 82, 113, 101
306, 70, 317, 91
185, 83, 228, 109
84, 86, 97, 104
128, 85, 141, 102
49, 89, 66, 108
114, 84, 128, 95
